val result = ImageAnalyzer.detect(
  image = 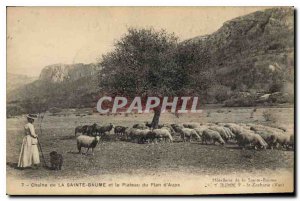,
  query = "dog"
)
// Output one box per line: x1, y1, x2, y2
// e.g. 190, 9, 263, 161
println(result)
49, 151, 63, 170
